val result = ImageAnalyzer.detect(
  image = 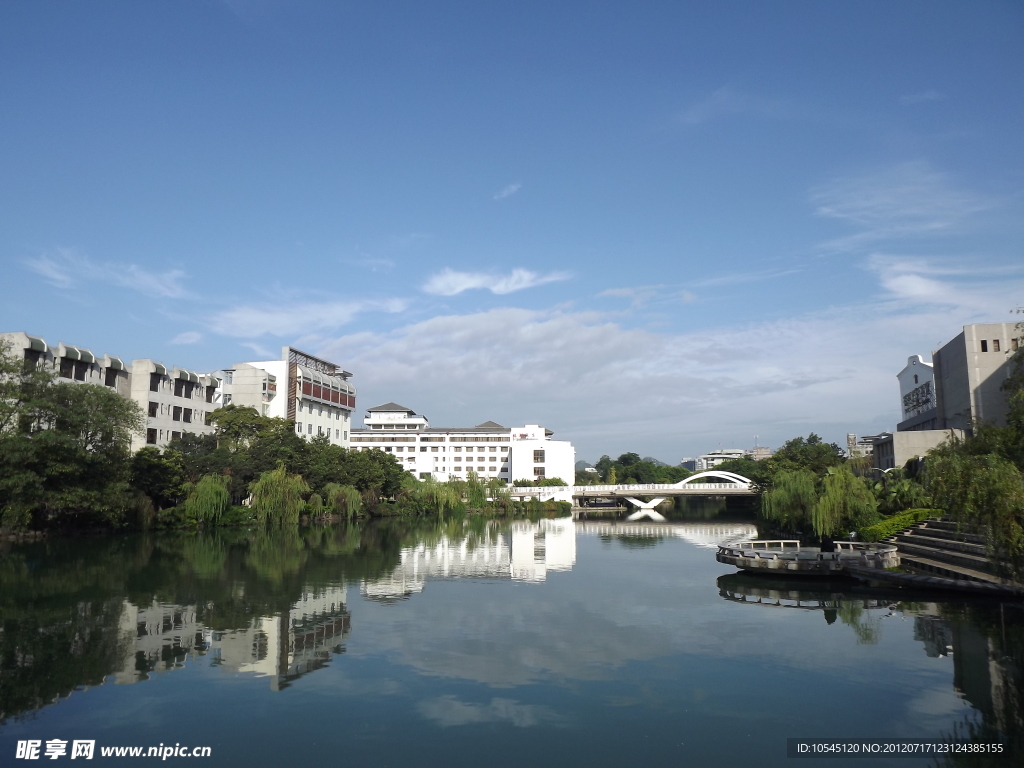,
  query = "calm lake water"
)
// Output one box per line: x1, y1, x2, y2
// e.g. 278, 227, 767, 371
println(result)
1, 516, 1021, 767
